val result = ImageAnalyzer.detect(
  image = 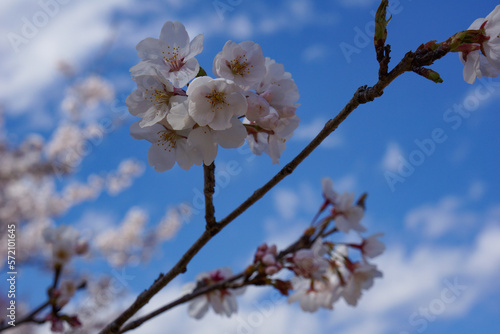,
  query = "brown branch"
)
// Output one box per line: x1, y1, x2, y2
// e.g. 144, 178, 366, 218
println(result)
99, 43, 452, 334
203, 163, 216, 230
0, 301, 50, 332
